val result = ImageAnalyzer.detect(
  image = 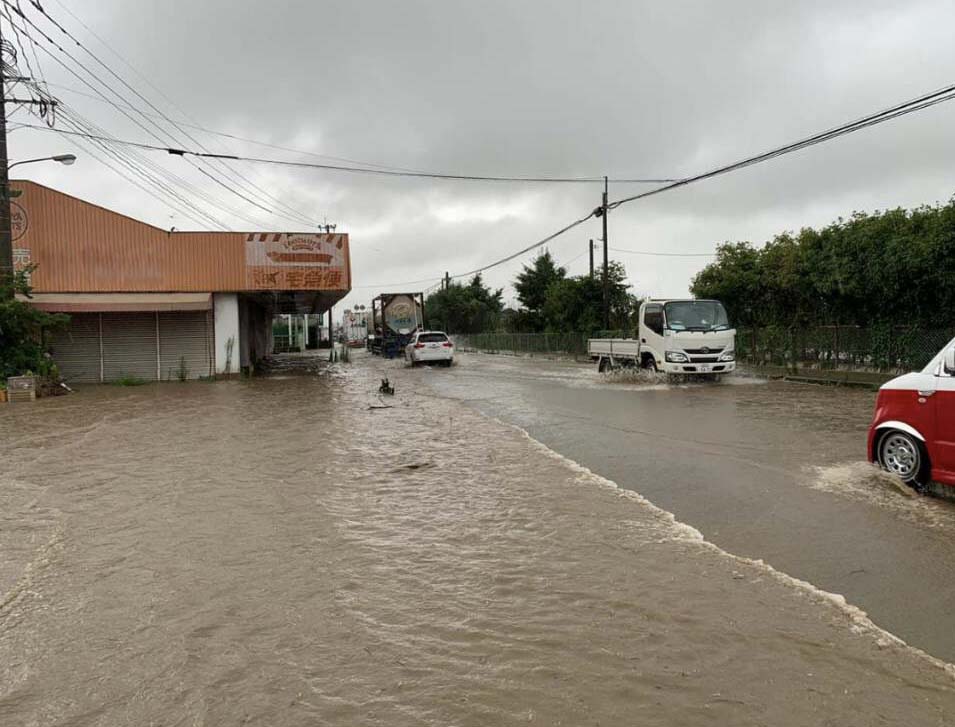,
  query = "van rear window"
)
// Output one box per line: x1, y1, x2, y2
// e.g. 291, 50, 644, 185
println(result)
418, 333, 448, 343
